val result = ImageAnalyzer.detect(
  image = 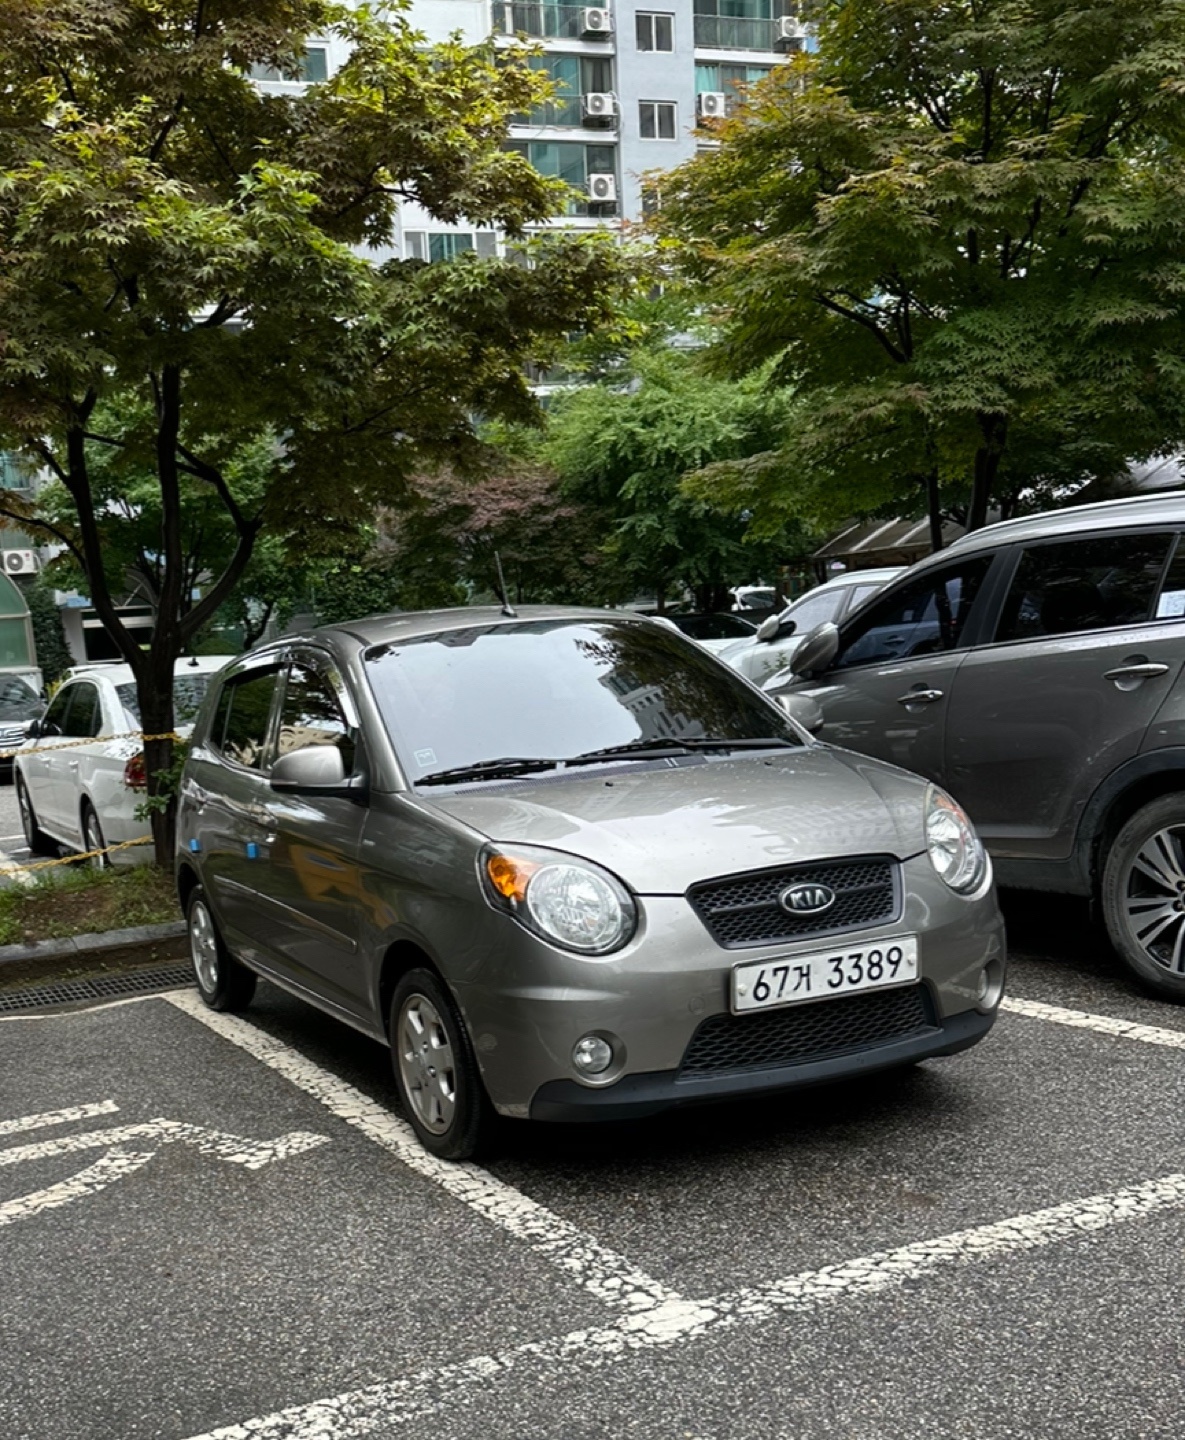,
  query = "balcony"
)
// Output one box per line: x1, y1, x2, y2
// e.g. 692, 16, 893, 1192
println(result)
493, 3, 608, 41
693, 16, 781, 50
